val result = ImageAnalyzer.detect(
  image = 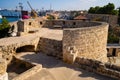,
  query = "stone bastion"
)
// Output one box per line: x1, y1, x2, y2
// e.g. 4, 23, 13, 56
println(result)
62, 21, 109, 63
43, 20, 109, 63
